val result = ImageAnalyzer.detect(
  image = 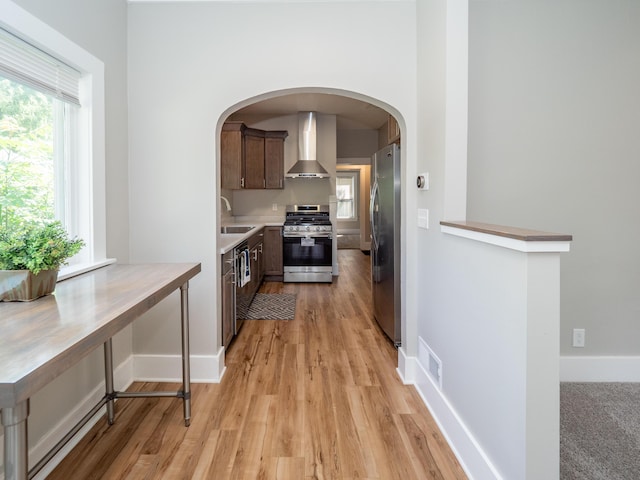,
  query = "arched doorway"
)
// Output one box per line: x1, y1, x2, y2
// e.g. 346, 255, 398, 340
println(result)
217, 88, 404, 350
